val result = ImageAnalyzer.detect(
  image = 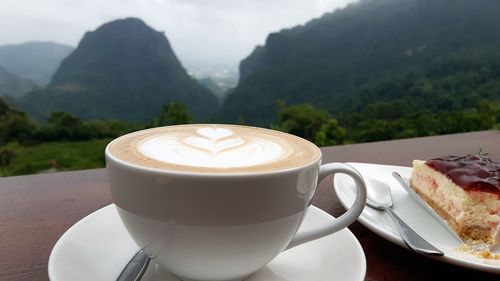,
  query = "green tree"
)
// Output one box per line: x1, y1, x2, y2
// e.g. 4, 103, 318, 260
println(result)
274, 101, 346, 146
37, 111, 93, 141
314, 119, 346, 146
84, 119, 144, 139
48, 111, 82, 127
156, 102, 194, 126
478, 100, 500, 128
0, 114, 35, 144
0, 148, 16, 167
0, 98, 35, 144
